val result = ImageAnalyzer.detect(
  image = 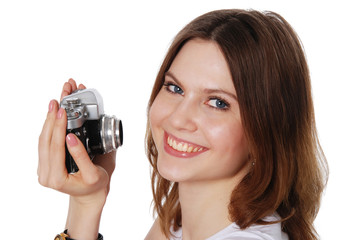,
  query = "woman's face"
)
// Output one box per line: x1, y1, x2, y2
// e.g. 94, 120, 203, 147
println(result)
149, 39, 250, 183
